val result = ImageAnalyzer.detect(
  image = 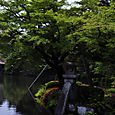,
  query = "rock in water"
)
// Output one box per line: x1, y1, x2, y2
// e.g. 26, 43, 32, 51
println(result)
77, 106, 94, 115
